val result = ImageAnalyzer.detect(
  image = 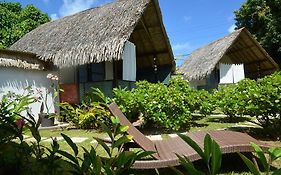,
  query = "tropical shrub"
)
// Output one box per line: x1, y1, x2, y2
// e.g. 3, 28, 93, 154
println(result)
113, 80, 192, 130
246, 72, 281, 133
213, 78, 256, 118
60, 101, 111, 129
169, 77, 216, 116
